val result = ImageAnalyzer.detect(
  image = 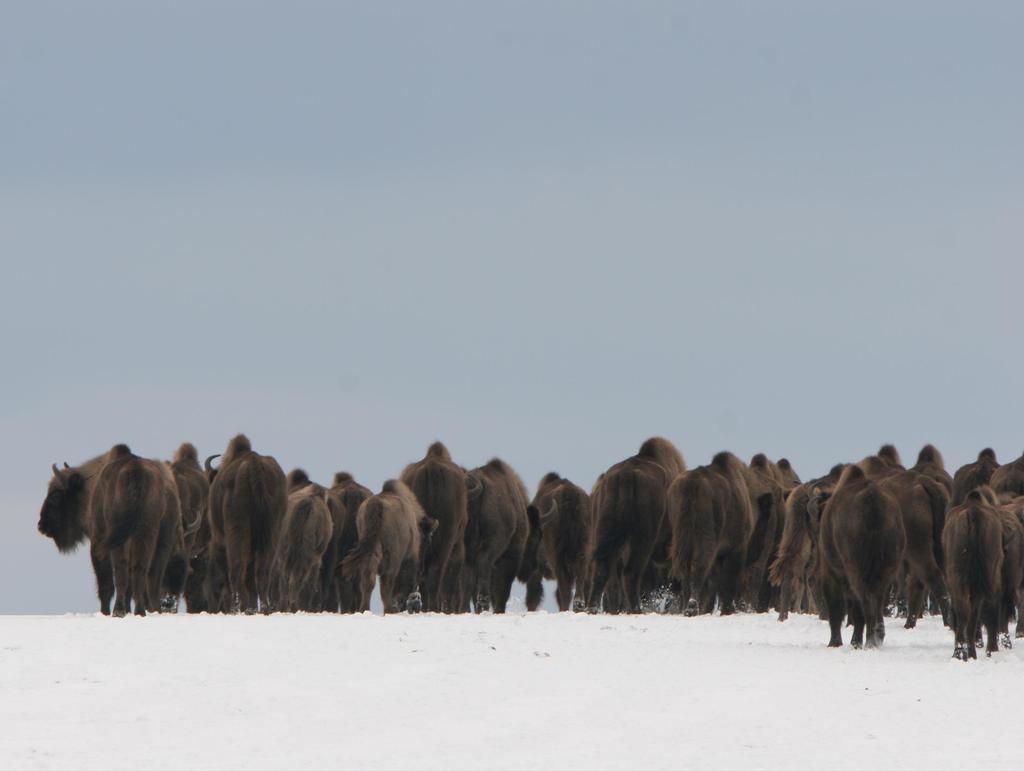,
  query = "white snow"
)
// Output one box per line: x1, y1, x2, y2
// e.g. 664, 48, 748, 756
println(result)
0, 612, 1013, 770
